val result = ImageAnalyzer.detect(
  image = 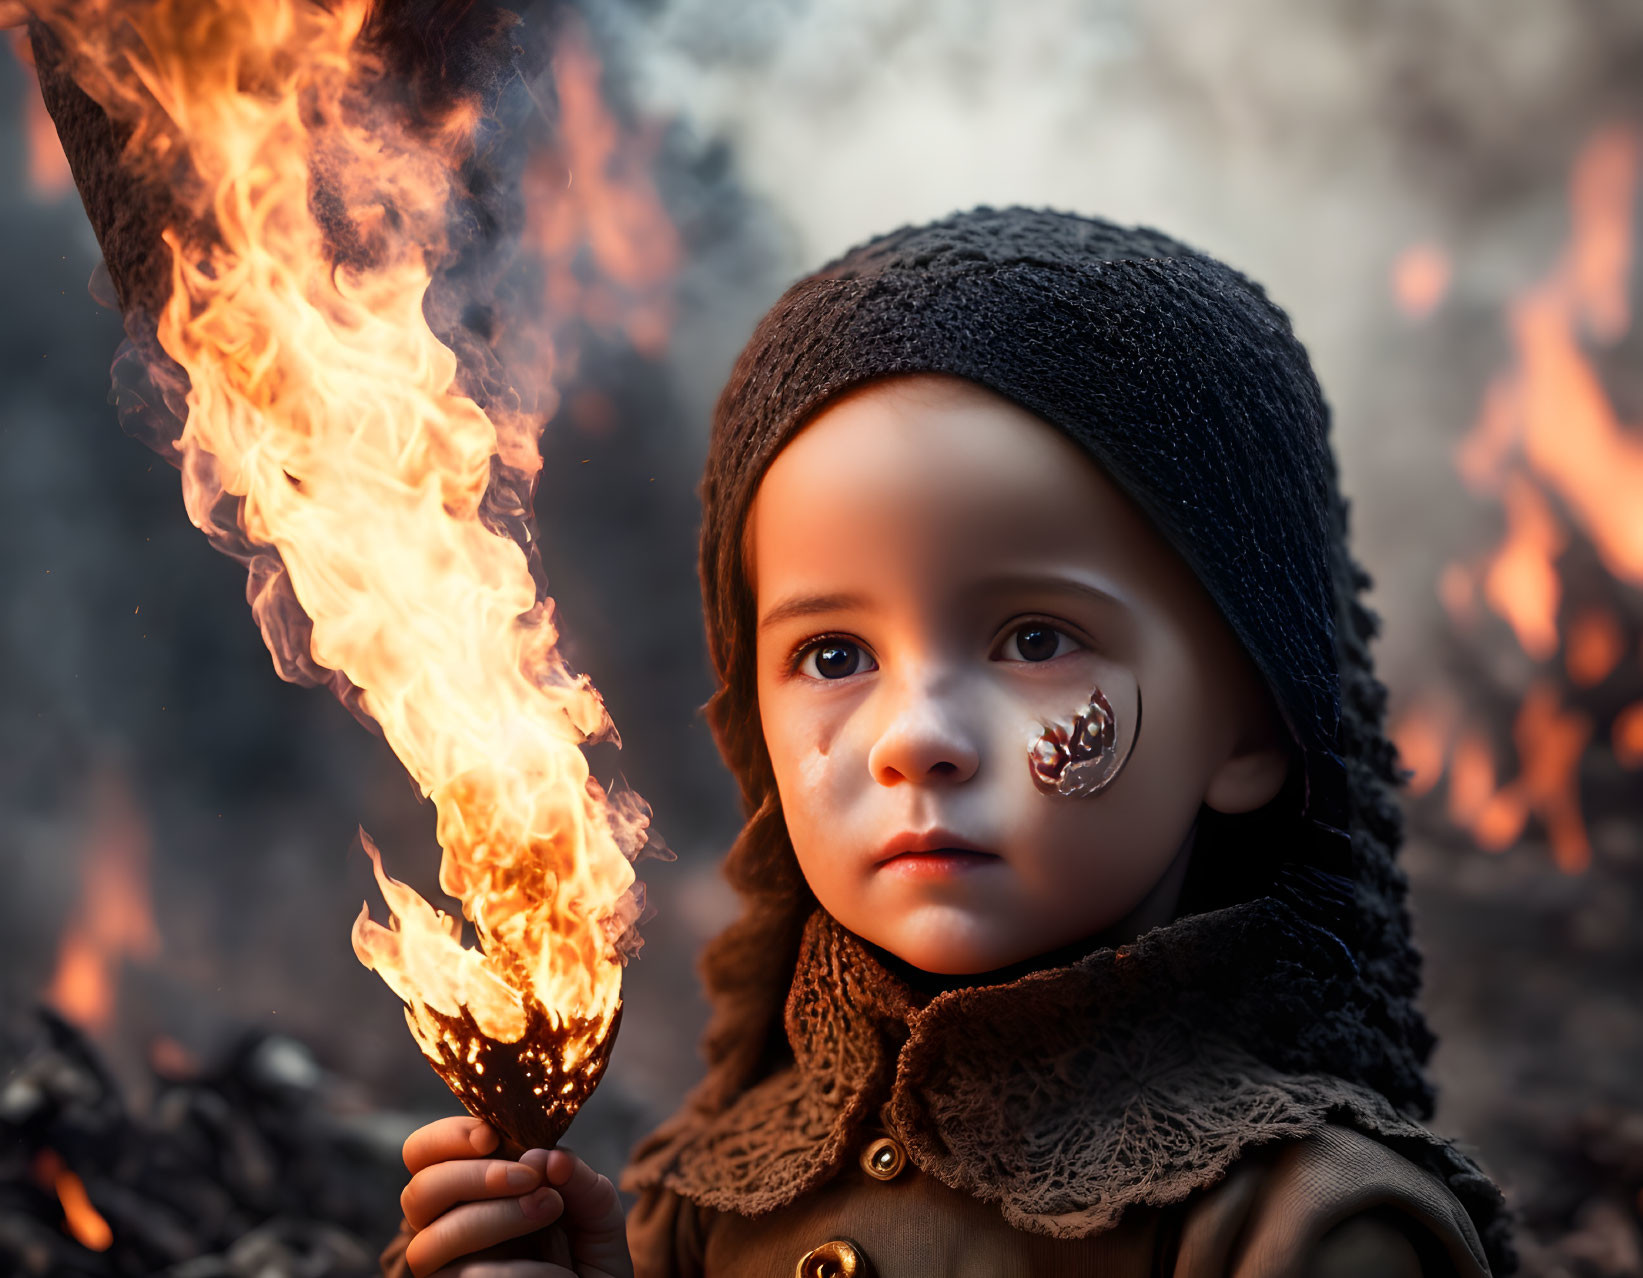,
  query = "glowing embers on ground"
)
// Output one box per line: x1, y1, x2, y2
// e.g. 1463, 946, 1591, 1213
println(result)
1390, 127, 1643, 874
29, 0, 650, 1146
31, 1150, 113, 1253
